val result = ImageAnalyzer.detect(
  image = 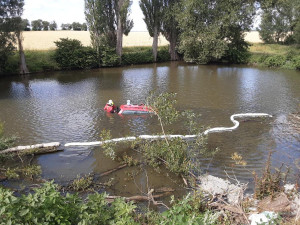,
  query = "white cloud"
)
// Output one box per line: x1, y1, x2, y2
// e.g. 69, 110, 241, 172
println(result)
23, 0, 147, 31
